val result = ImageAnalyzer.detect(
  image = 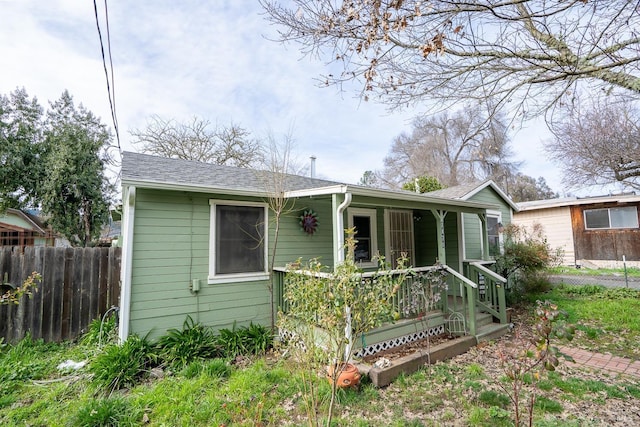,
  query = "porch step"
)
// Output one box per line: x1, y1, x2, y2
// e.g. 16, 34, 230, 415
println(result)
475, 312, 495, 328
475, 322, 511, 343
